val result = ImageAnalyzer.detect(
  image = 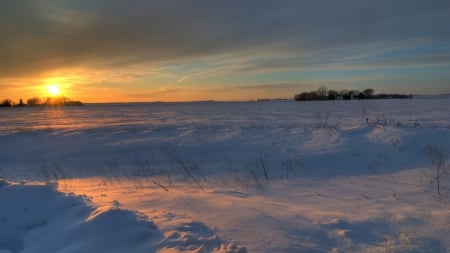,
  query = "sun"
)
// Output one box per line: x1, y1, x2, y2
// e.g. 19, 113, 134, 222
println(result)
47, 85, 60, 96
